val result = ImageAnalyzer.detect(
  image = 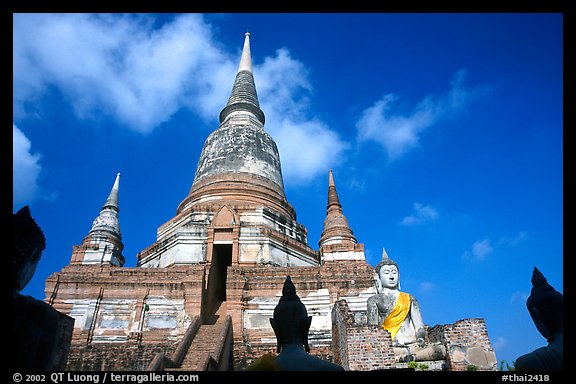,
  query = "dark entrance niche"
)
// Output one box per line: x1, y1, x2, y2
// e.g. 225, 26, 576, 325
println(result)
206, 244, 232, 317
